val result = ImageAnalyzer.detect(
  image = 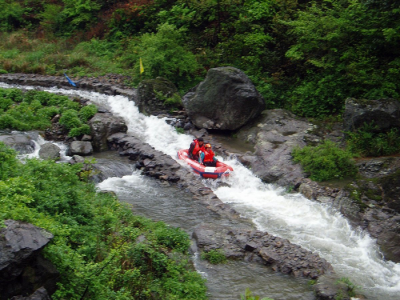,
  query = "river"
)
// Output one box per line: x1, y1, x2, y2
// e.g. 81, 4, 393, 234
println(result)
1, 82, 400, 299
